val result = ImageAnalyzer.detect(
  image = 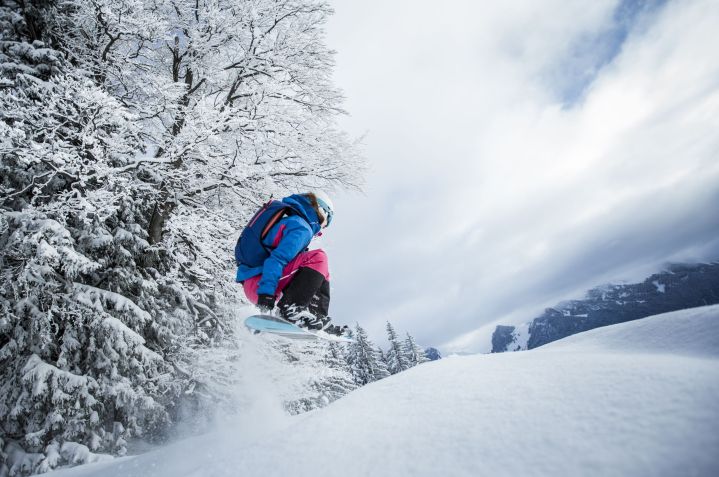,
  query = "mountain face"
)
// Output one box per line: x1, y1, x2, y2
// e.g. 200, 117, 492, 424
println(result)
424, 347, 442, 361
491, 262, 719, 353
491, 326, 516, 353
